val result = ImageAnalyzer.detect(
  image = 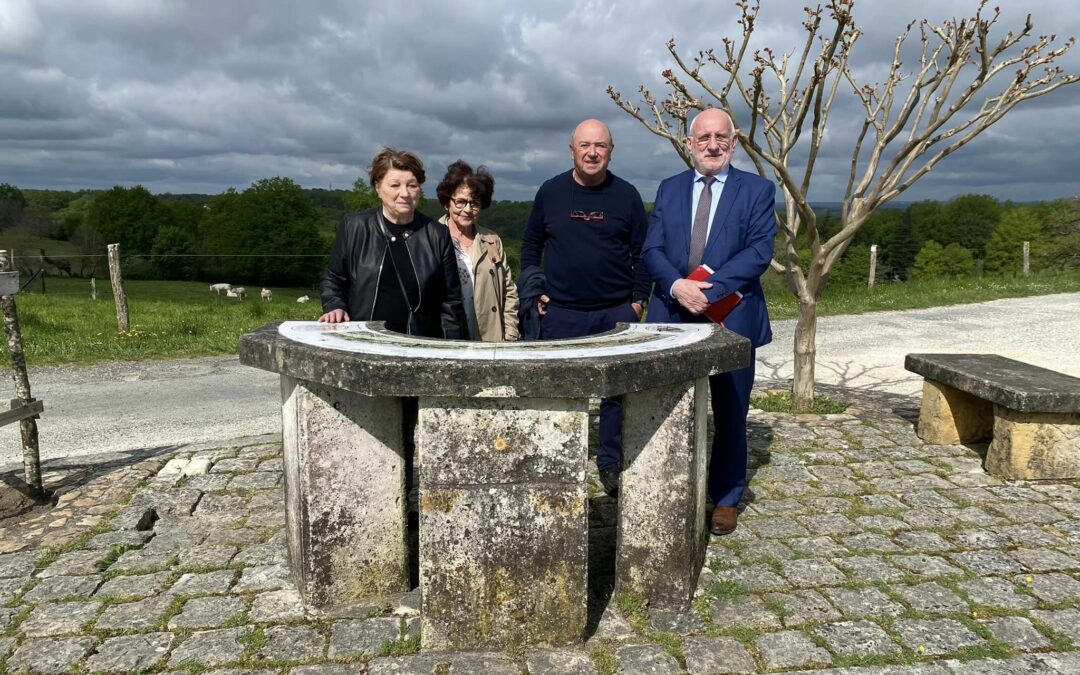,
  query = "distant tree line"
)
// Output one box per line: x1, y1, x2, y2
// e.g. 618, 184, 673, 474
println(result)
1, 180, 1077, 287
816, 195, 1080, 287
